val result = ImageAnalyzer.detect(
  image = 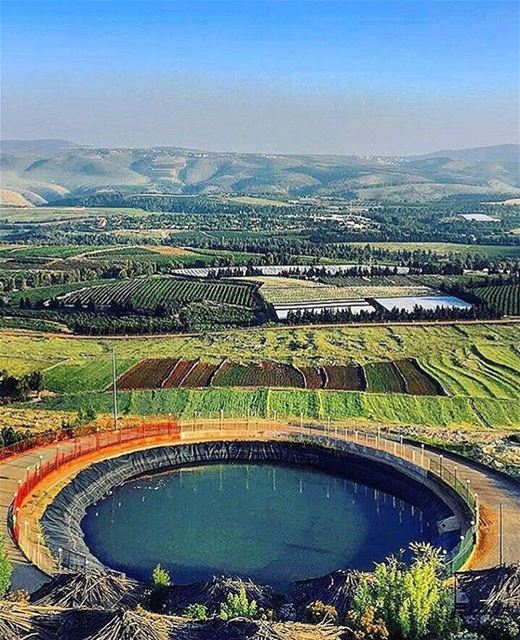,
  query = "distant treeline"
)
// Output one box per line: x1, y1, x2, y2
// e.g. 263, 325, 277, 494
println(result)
284, 303, 500, 326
